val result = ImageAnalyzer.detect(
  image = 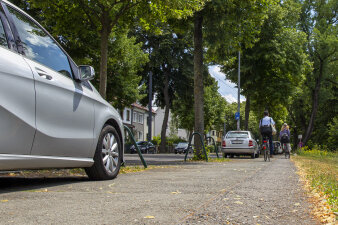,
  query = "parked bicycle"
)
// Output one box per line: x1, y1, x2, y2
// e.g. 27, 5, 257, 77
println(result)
262, 135, 270, 162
